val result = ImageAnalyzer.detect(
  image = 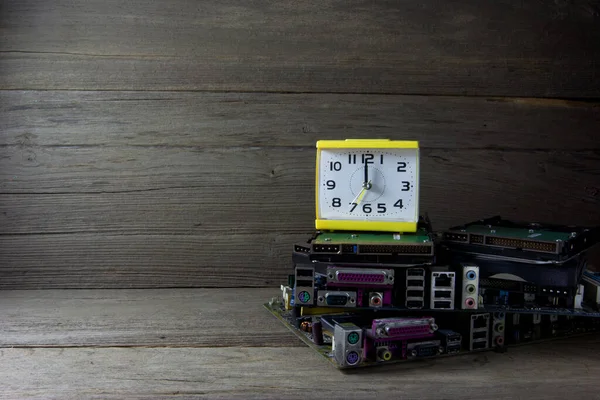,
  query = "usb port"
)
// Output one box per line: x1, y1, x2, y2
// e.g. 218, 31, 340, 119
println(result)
433, 301, 452, 309
407, 280, 424, 287
406, 290, 424, 298
407, 269, 424, 277
446, 345, 461, 353
434, 291, 452, 299
473, 331, 487, 340
472, 341, 488, 350
407, 300, 423, 308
